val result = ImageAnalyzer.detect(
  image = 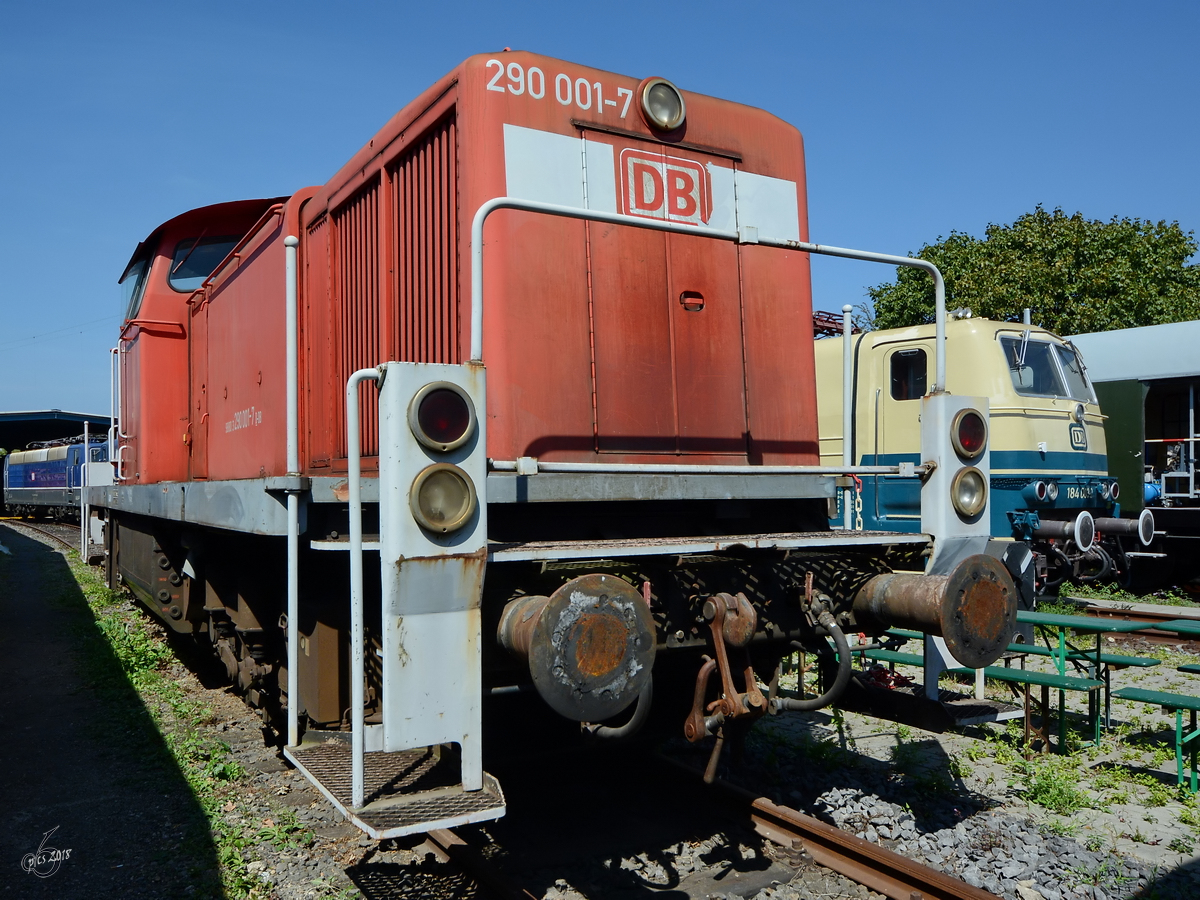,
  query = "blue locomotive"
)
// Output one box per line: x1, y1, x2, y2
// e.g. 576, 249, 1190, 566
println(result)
3, 438, 110, 521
